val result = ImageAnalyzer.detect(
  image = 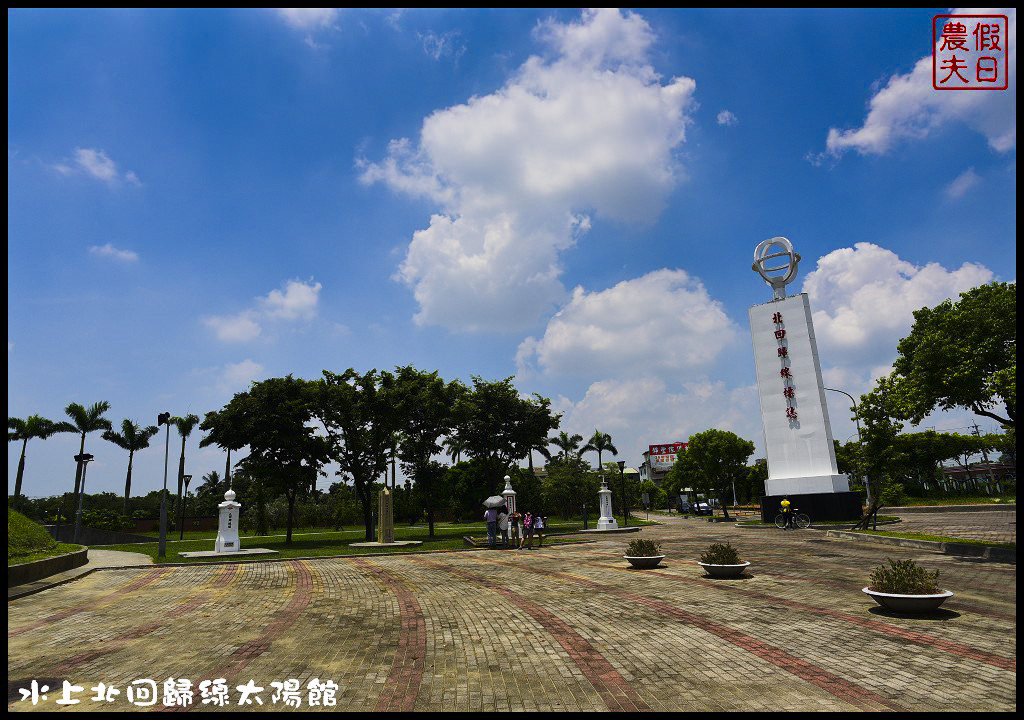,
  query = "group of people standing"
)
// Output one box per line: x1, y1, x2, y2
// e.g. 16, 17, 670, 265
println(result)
484, 506, 545, 549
